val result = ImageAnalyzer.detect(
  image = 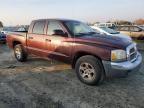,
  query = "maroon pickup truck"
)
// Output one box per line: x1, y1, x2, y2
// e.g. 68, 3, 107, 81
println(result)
7, 19, 142, 85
